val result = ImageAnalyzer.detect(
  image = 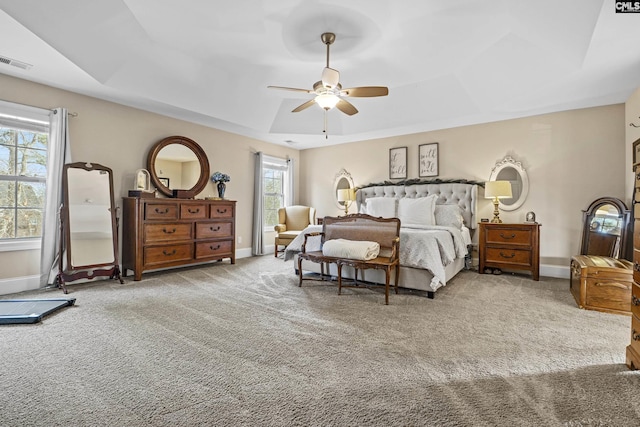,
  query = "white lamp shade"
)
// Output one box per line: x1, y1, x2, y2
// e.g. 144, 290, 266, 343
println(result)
337, 188, 355, 202
315, 93, 340, 110
485, 180, 512, 199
